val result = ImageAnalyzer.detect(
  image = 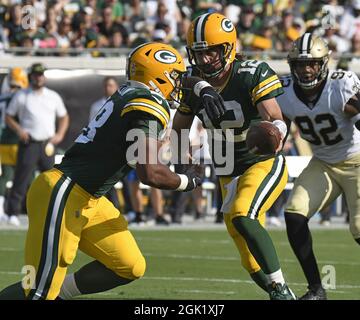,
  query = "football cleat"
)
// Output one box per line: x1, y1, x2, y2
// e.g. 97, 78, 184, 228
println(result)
299, 285, 327, 300
155, 215, 170, 226
268, 282, 297, 300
